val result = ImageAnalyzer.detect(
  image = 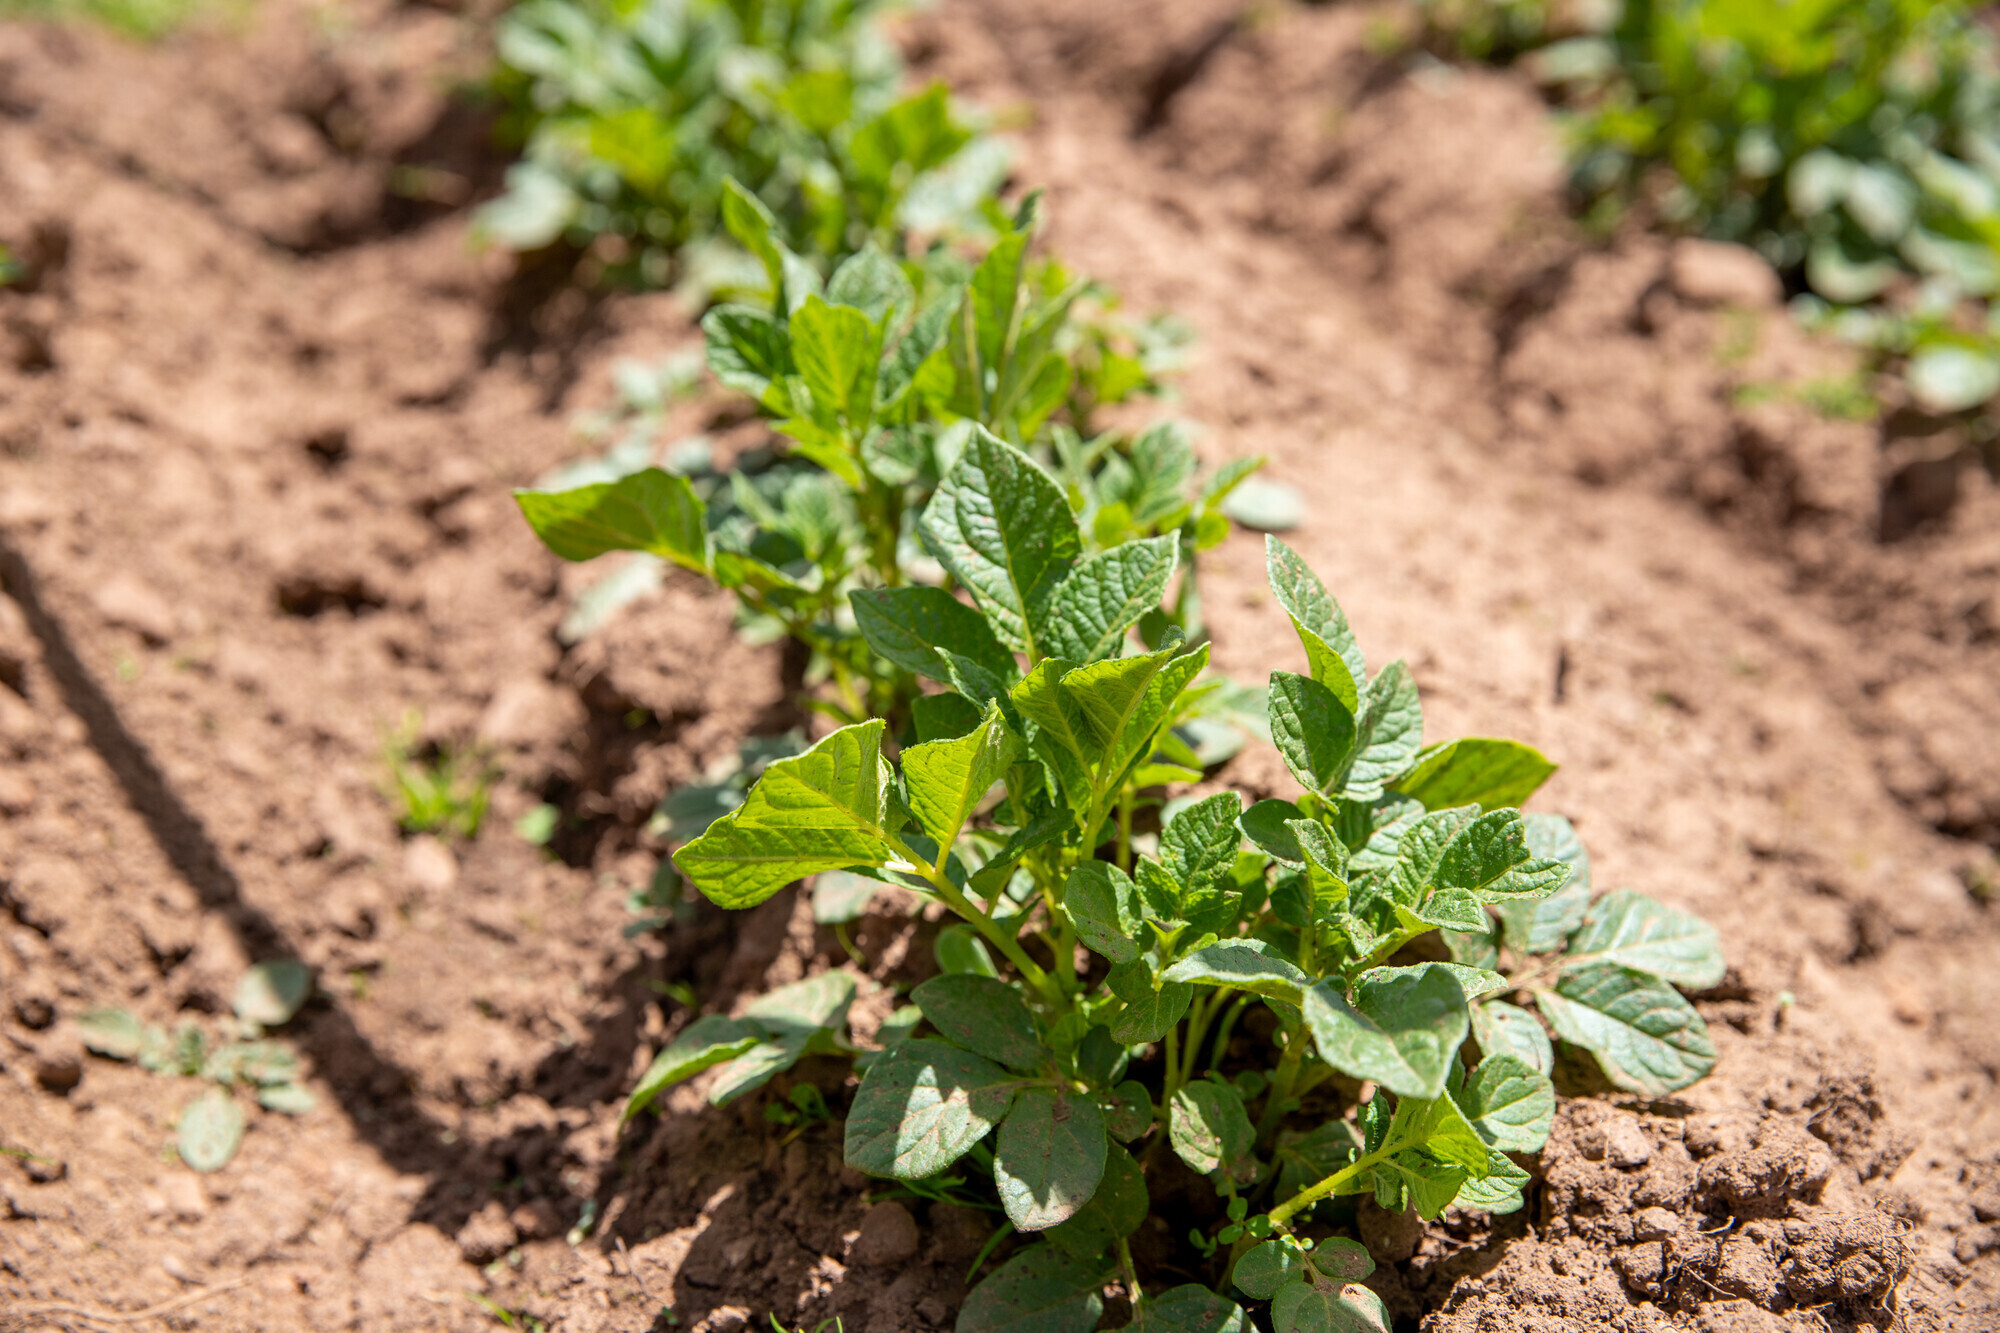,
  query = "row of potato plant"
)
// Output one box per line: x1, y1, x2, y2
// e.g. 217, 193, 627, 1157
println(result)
520, 424, 1726, 1333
